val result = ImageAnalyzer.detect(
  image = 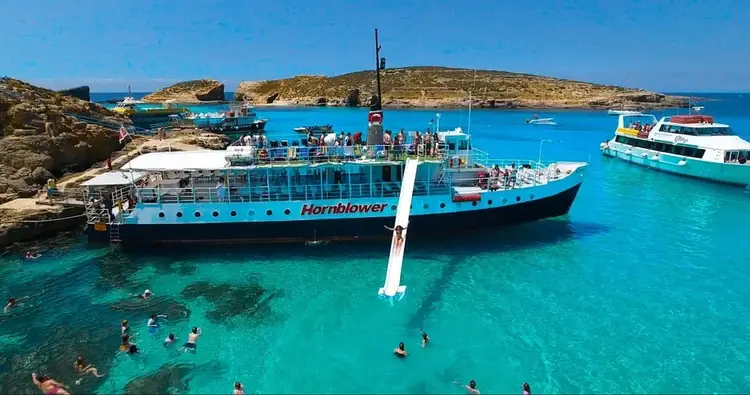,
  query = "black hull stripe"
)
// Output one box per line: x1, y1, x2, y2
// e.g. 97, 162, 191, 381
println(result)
88, 183, 582, 245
